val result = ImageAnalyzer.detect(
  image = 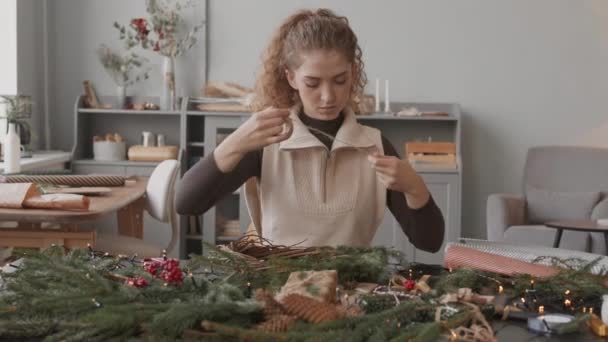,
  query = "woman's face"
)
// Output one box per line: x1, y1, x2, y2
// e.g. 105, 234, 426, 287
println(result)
286, 49, 353, 120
